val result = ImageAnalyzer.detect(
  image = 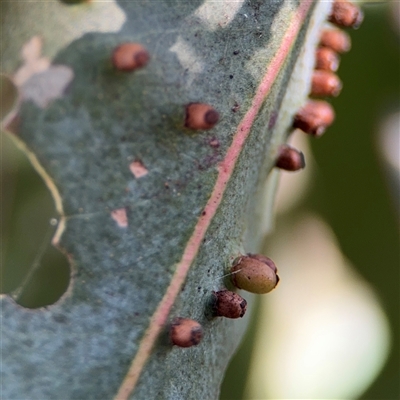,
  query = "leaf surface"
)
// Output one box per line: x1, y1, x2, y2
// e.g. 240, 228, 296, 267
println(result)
1, 1, 332, 398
